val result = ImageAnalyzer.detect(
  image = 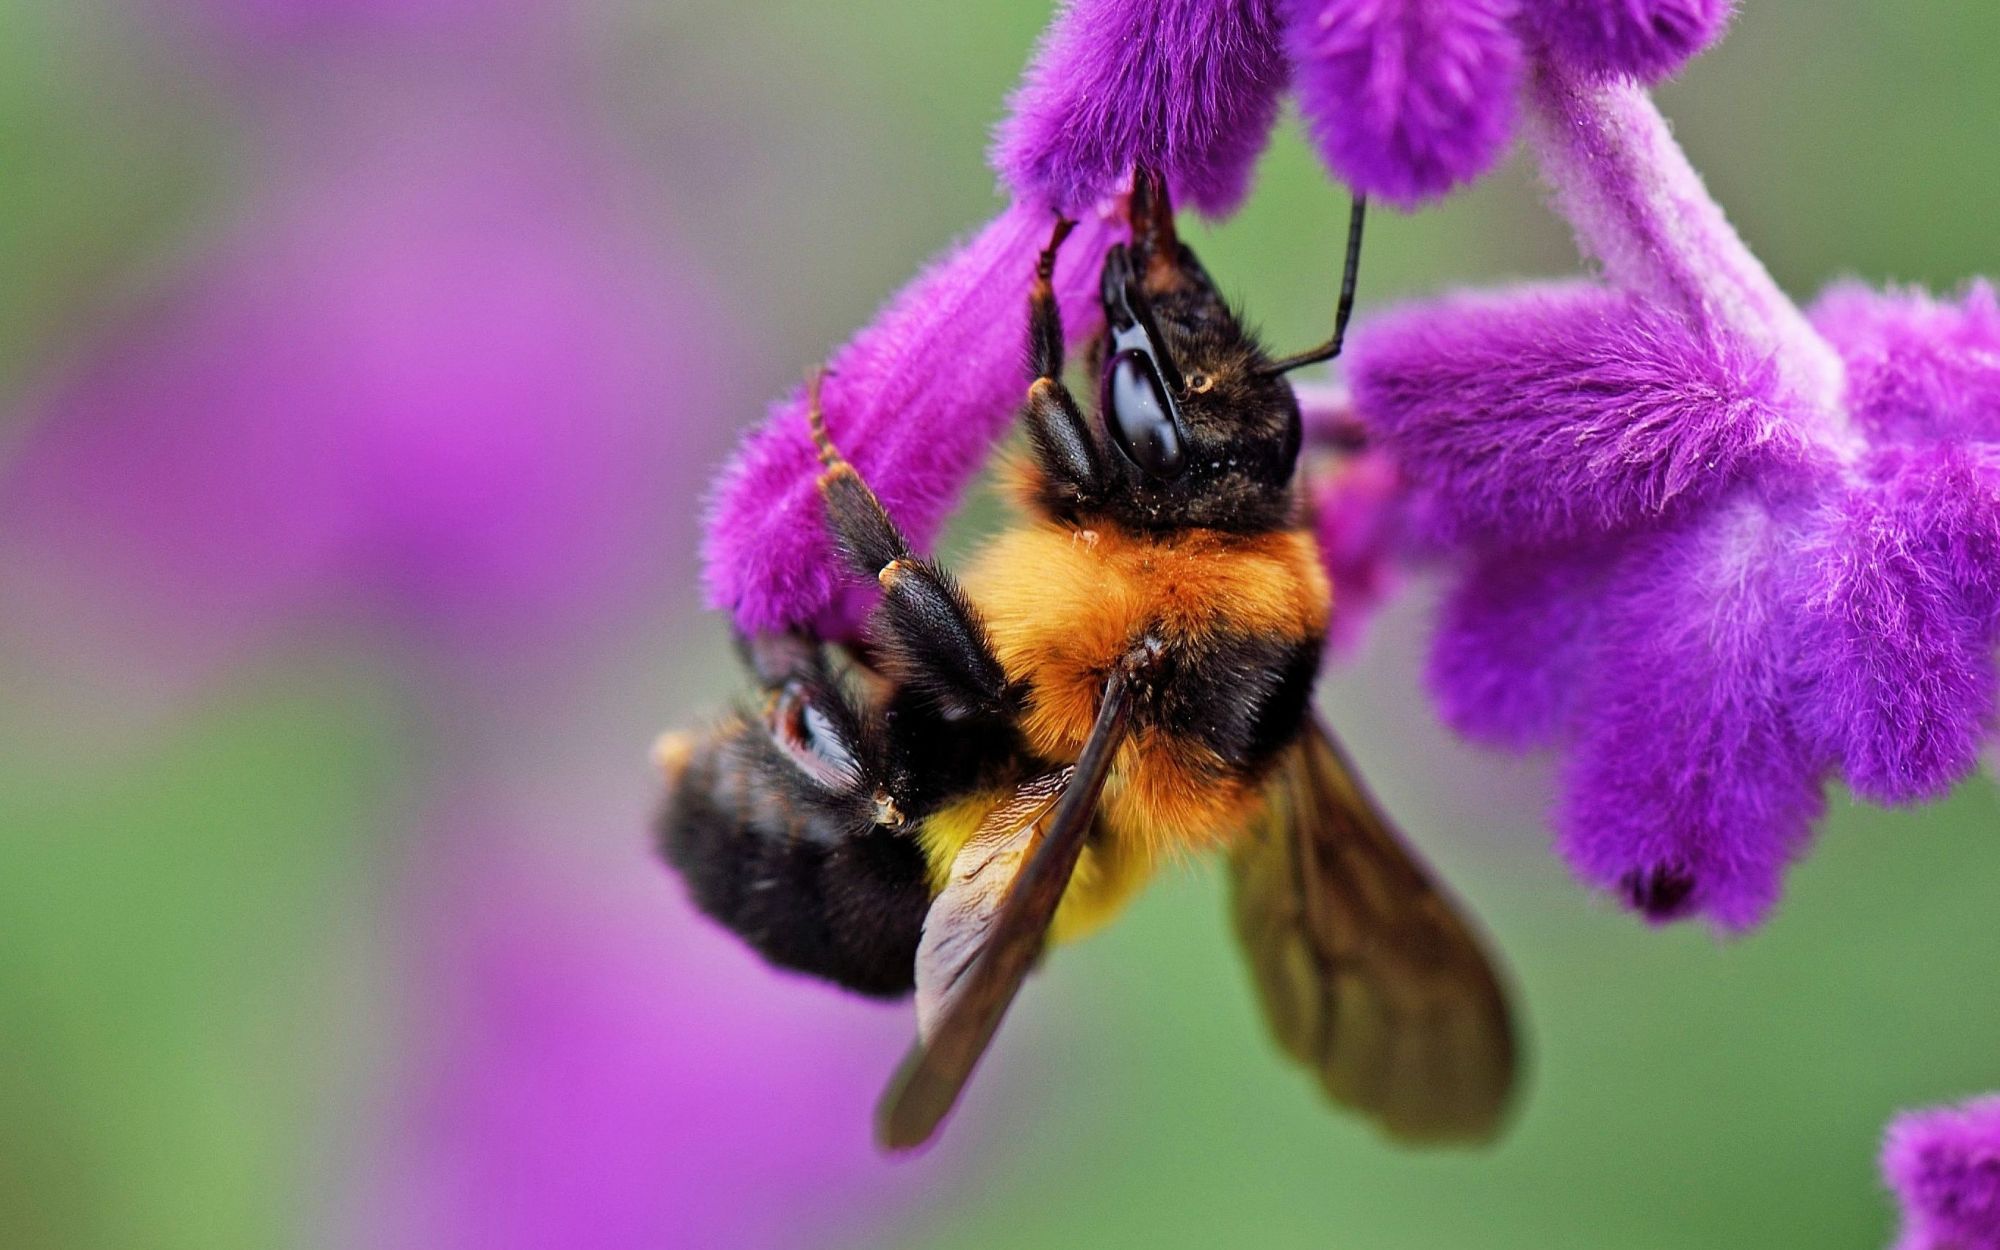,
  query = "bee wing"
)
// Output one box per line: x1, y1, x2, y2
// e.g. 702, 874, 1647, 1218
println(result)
1230, 717, 1519, 1144
914, 769, 1072, 1041
876, 665, 1139, 1152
